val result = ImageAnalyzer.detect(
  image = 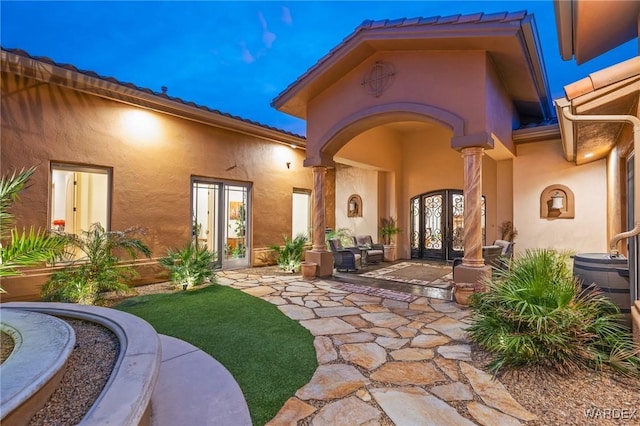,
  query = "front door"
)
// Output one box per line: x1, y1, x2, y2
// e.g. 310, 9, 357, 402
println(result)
192, 179, 250, 269
410, 189, 485, 261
